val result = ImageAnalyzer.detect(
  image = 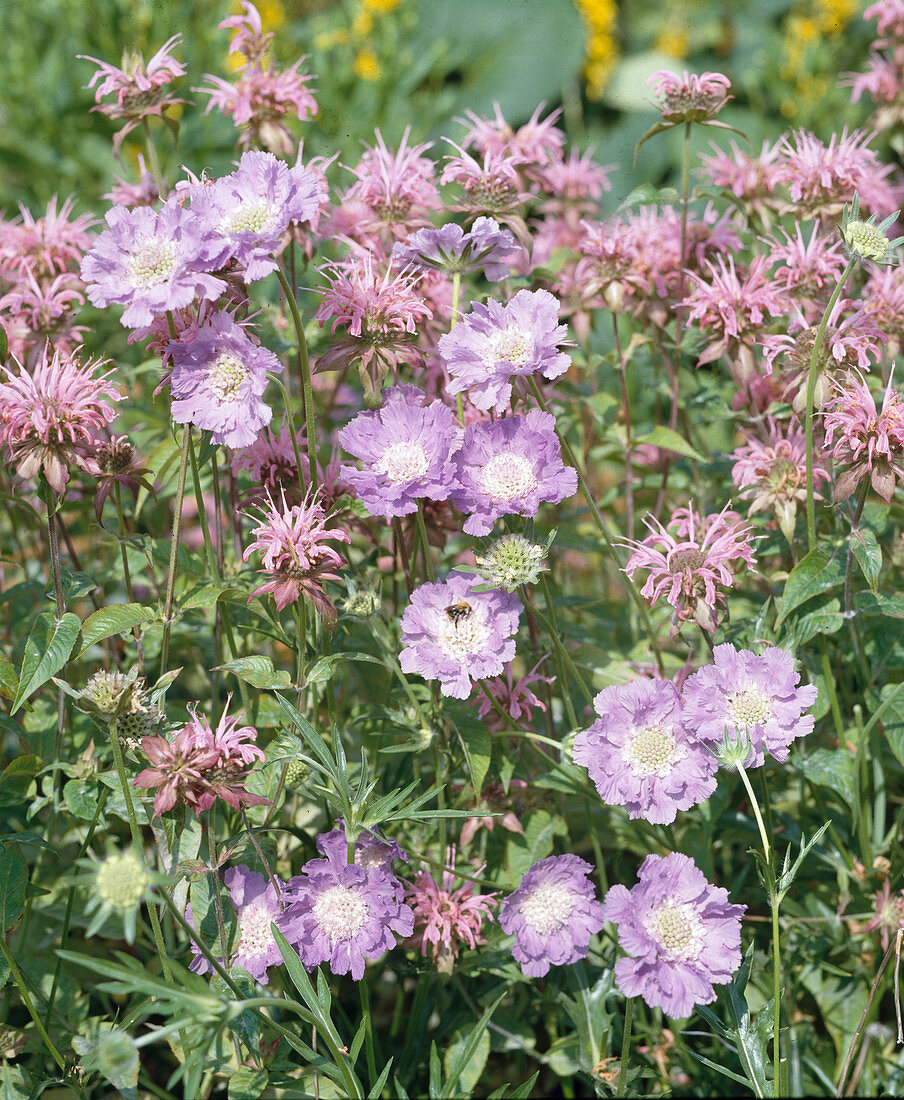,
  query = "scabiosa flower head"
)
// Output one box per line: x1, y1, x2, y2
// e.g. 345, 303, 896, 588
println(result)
574, 679, 717, 825
81, 202, 225, 329
400, 571, 521, 699
602, 853, 745, 1018
167, 309, 282, 449
337, 384, 461, 517
243, 489, 350, 625
84, 847, 150, 944
731, 418, 827, 541
472, 533, 549, 591
476, 658, 554, 733
189, 865, 285, 983
683, 643, 817, 768
623, 503, 757, 635
647, 70, 732, 123
0, 347, 120, 495
441, 289, 571, 413
193, 151, 320, 282
406, 847, 498, 971
392, 217, 521, 281
280, 855, 414, 980
133, 704, 269, 816
823, 370, 904, 502
452, 410, 577, 536
500, 854, 604, 977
